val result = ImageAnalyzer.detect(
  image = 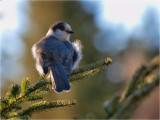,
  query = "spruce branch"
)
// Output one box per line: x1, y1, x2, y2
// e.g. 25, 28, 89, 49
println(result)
104, 95, 120, 118
1, 57, 112, 119
10, 84, 21, 99
10, 100, 76, 119
24, 95, 43, 101
71, 57, 112, 76
124, 65, 147, 98
21, 77, 31, 93
70, 57, 112, 82
124, 55, 159, 100
112, 76, 159, 119
104, 55, 159, 119
0, 79, 51, 115
70, 68, 99, 82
